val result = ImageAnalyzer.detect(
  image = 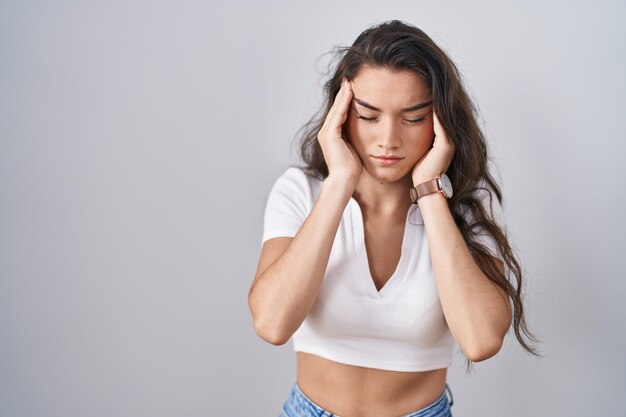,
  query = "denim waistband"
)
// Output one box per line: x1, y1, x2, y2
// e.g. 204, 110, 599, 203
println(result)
286, 382, 453, 417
